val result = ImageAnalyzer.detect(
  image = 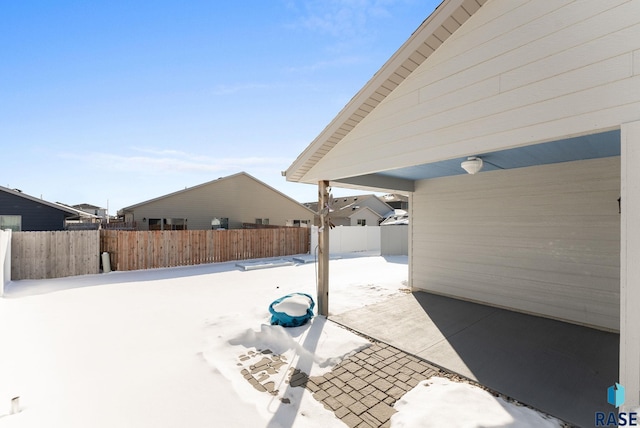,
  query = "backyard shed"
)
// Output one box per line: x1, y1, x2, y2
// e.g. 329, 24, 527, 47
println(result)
286, 0, 640, 416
